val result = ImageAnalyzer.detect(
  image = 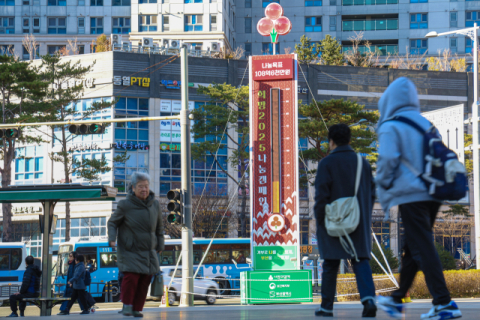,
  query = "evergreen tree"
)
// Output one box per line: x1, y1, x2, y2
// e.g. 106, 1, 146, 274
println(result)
191, 83, 249, 237
38, 53, 126, 241
0, 55, 49, 242
319, 35, 345, 66
370, 244, 399, 274
435, 242, 457, 270
295, 35, 321, 64
95, 34, 111, 53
